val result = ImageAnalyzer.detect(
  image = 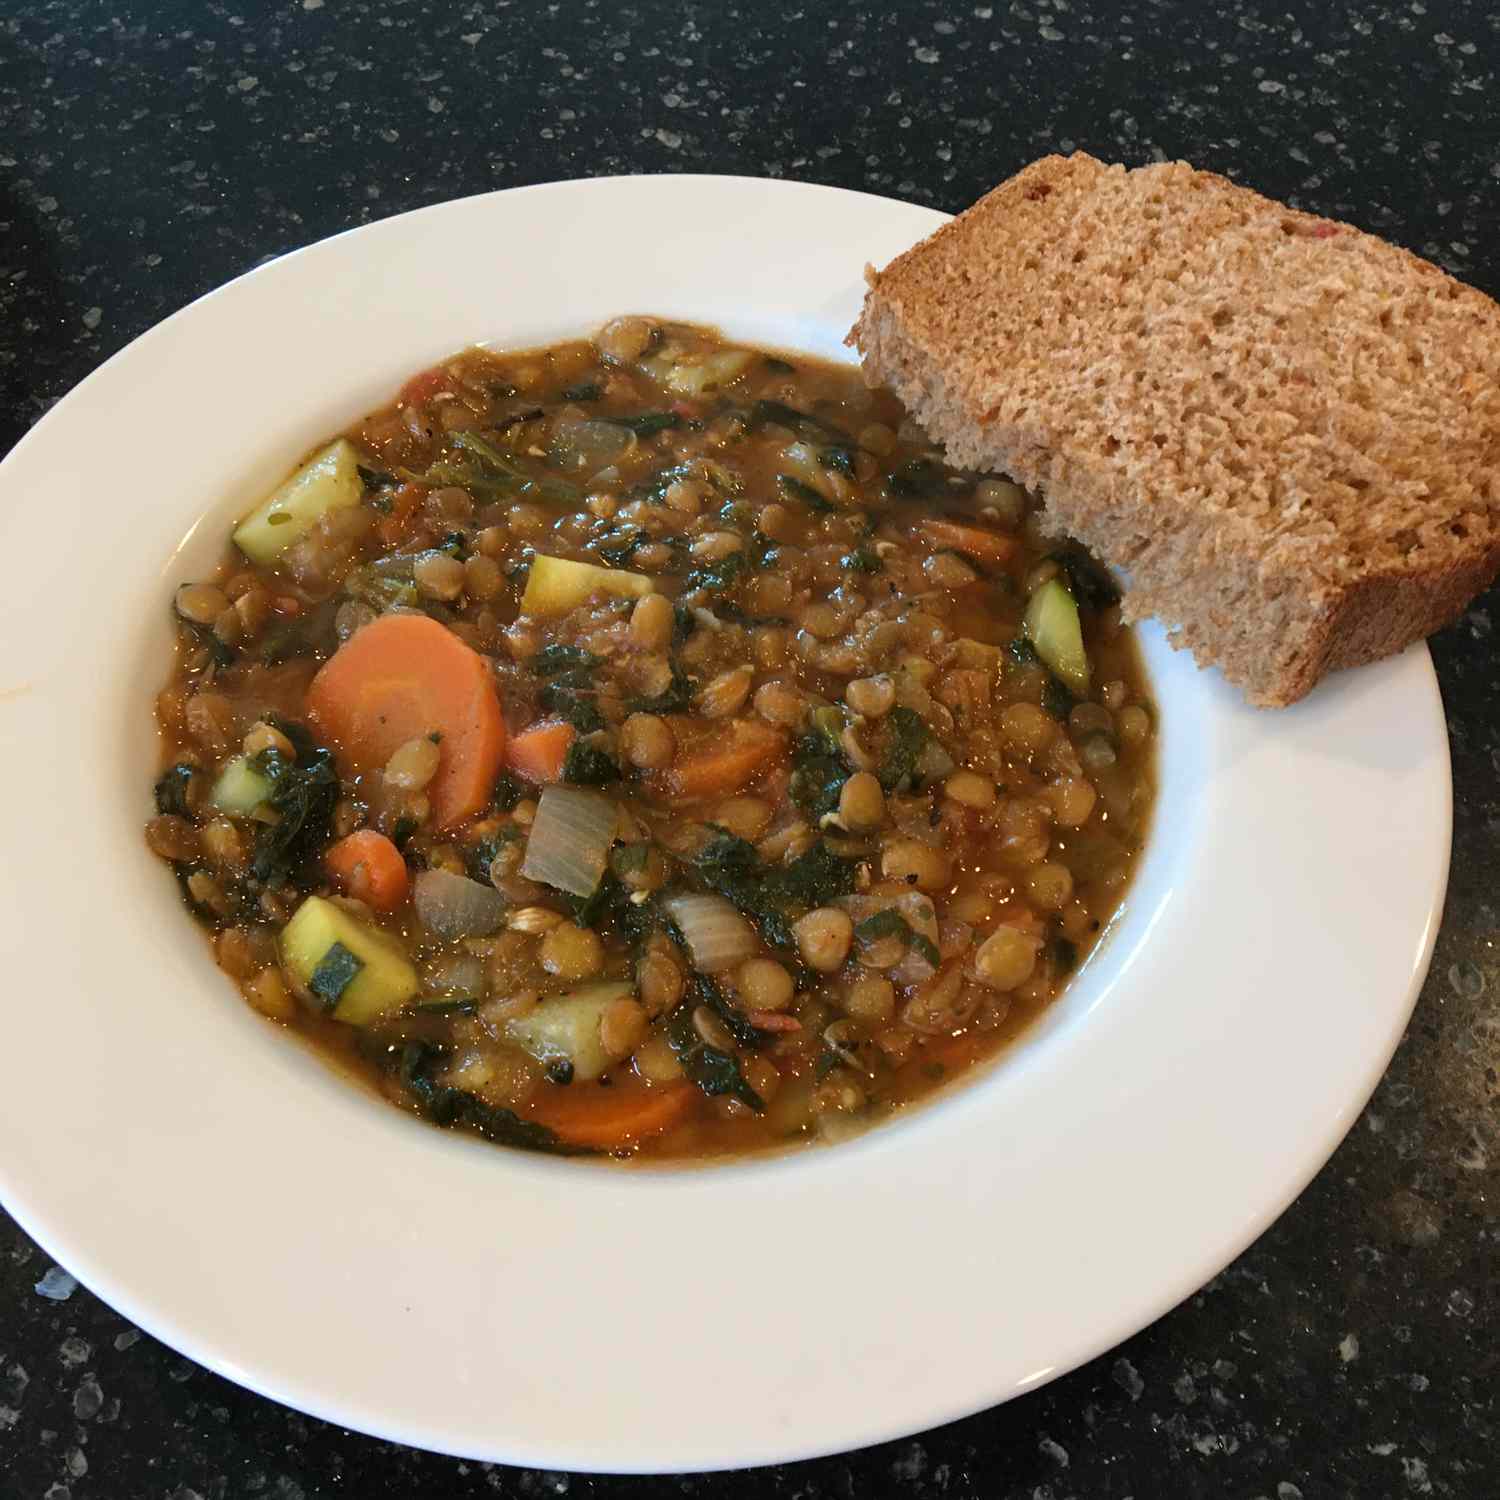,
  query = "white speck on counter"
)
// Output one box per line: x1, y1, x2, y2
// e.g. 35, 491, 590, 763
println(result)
1339, 1332, 1360, 1362
80, 308, 102, 331
57, 1337, 90, 1368
1038, 1434, 1069, 1466
1402, 1456, 1434, 1493
34, 1267, 77, 1301
1113, 1356, 1145, 1400
113, 1329, 141, 1352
